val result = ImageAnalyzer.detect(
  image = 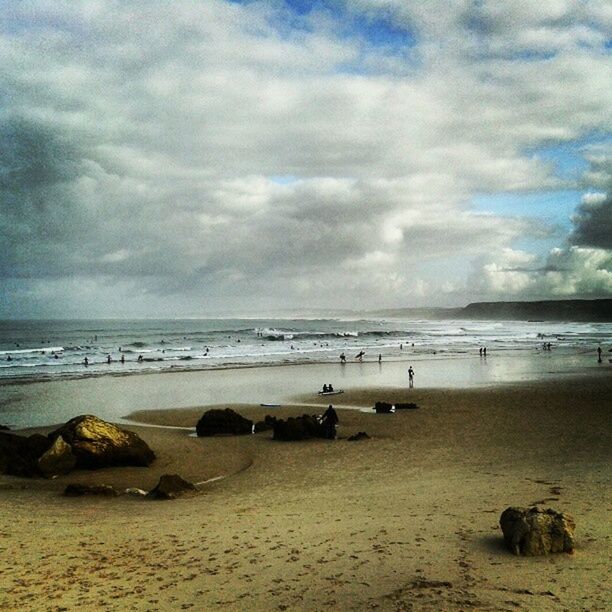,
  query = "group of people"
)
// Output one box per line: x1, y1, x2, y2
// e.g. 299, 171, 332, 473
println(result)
322, 383, 335, 393
82, 353, 144, 366
479, 347, 487, 356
